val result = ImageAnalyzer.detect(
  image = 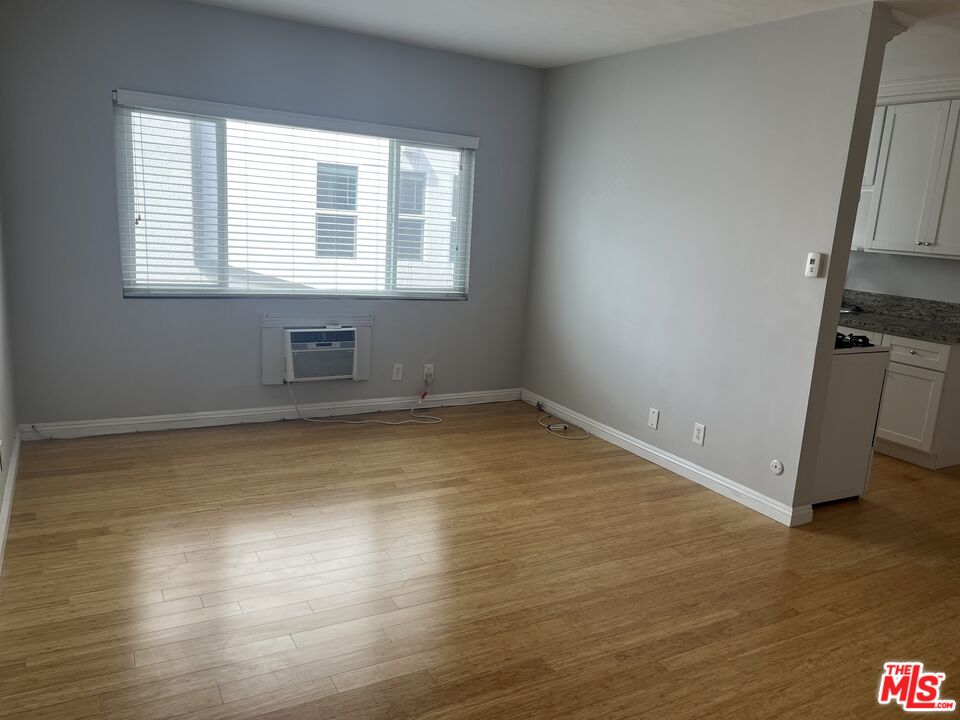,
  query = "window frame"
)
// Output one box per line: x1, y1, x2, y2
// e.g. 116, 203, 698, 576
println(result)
113, 90, 478, 300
